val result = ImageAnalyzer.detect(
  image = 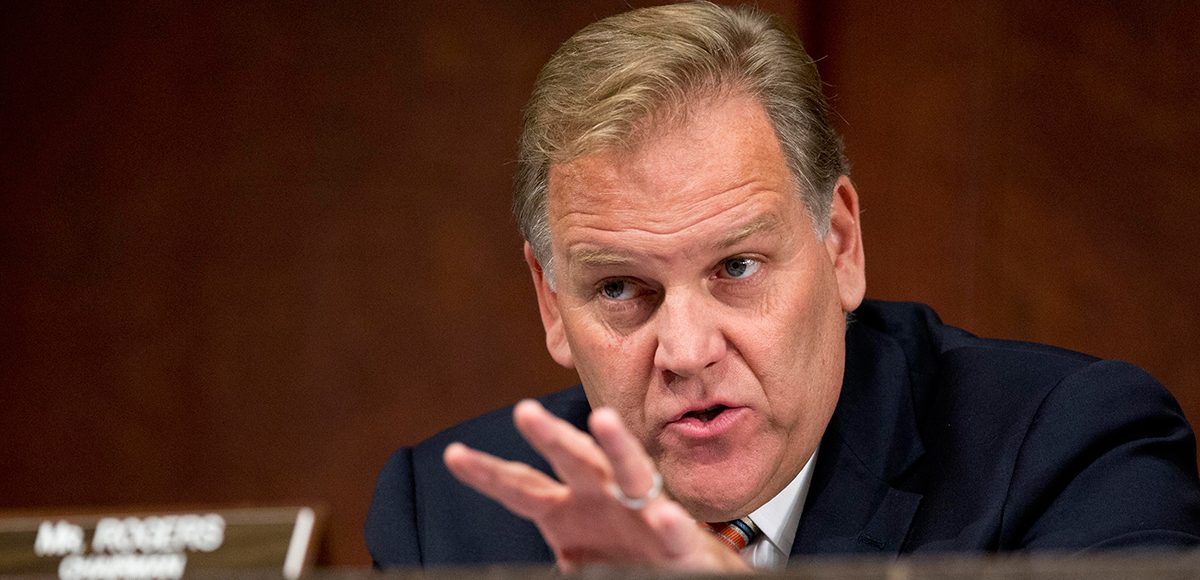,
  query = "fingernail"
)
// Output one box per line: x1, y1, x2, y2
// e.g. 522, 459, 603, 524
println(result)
514, 399, 543, 416
594, 407, 618, 419
444, 442, 471, 459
